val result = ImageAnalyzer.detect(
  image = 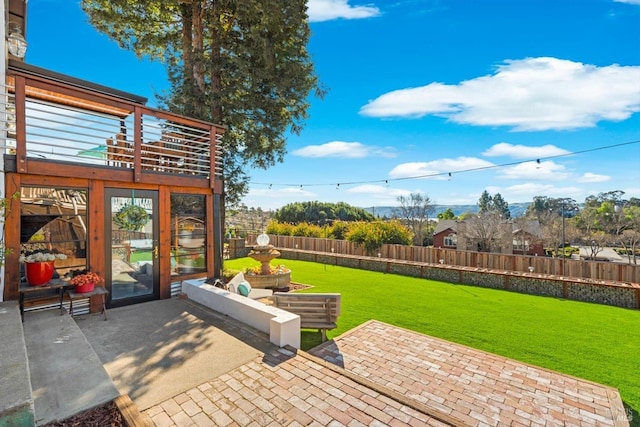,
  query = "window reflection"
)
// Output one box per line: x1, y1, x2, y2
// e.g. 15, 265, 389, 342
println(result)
171, 194, 206, 276
20, 186, 88, 281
